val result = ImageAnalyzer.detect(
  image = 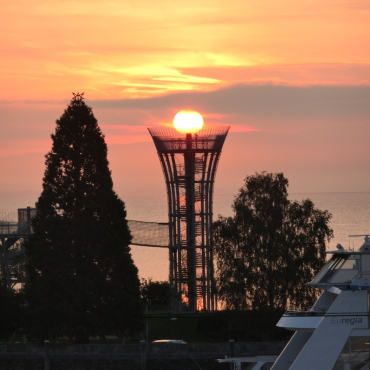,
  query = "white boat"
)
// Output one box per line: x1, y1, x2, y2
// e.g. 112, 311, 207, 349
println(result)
271, 235, 370, 370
